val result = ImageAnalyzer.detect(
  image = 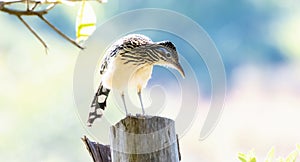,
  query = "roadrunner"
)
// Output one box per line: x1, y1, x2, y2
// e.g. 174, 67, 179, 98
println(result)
87, 34, 185, 126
